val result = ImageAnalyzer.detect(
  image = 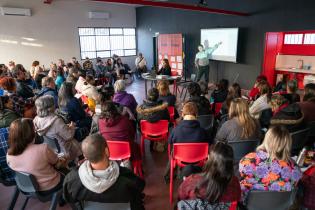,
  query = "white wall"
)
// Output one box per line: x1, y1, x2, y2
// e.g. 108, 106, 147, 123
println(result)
0, 0, 137, 69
